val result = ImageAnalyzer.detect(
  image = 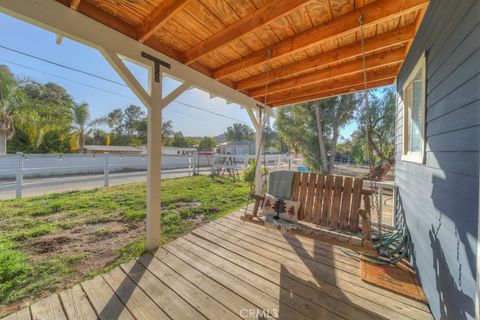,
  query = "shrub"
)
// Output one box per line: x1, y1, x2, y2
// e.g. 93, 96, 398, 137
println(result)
242, 160, 268, 183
